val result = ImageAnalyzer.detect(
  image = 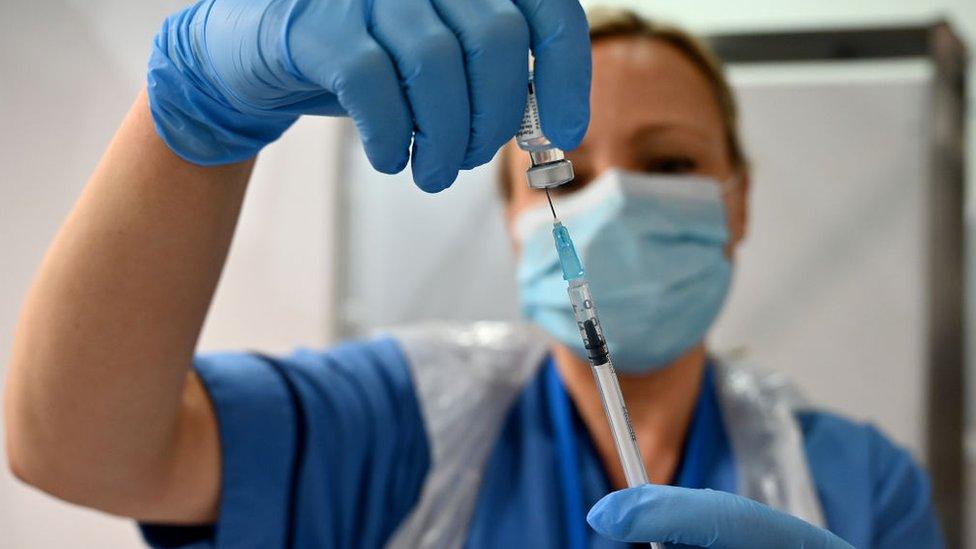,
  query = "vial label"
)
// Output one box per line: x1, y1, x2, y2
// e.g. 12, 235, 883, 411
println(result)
517, 80, 543, 142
